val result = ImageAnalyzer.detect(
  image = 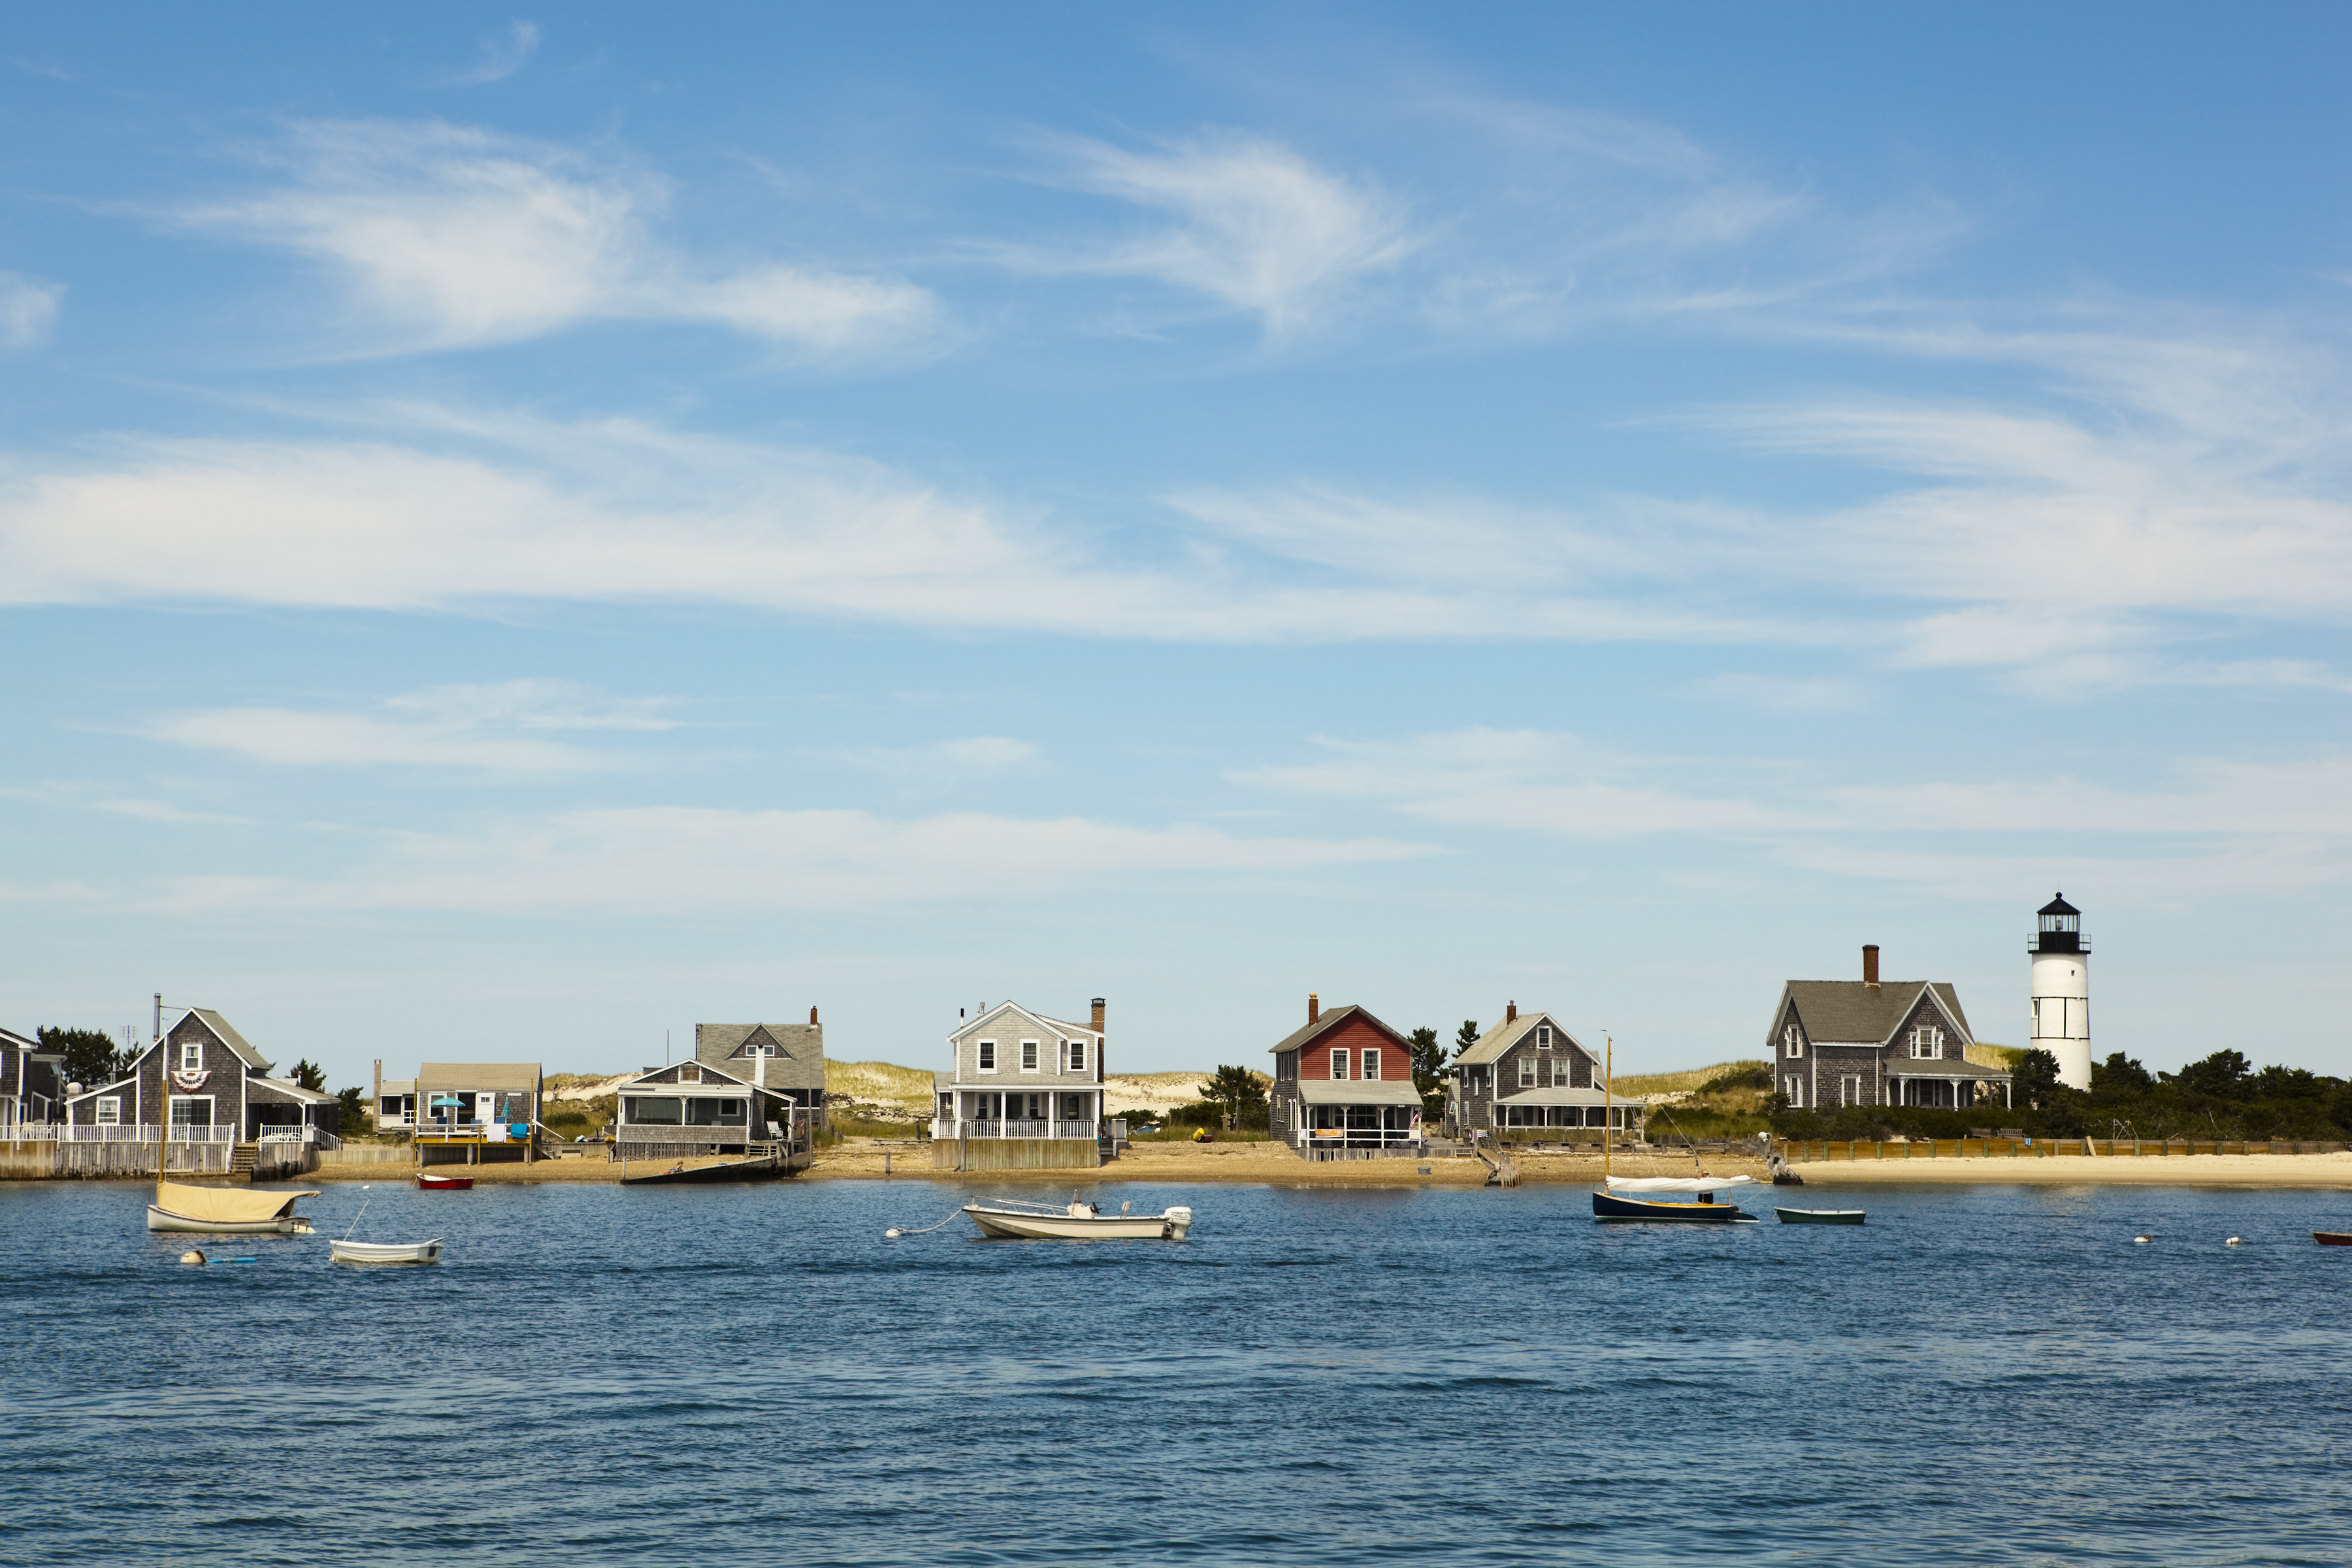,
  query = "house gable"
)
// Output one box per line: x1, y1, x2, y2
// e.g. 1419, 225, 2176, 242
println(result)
946, 1001, 1103, 1085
